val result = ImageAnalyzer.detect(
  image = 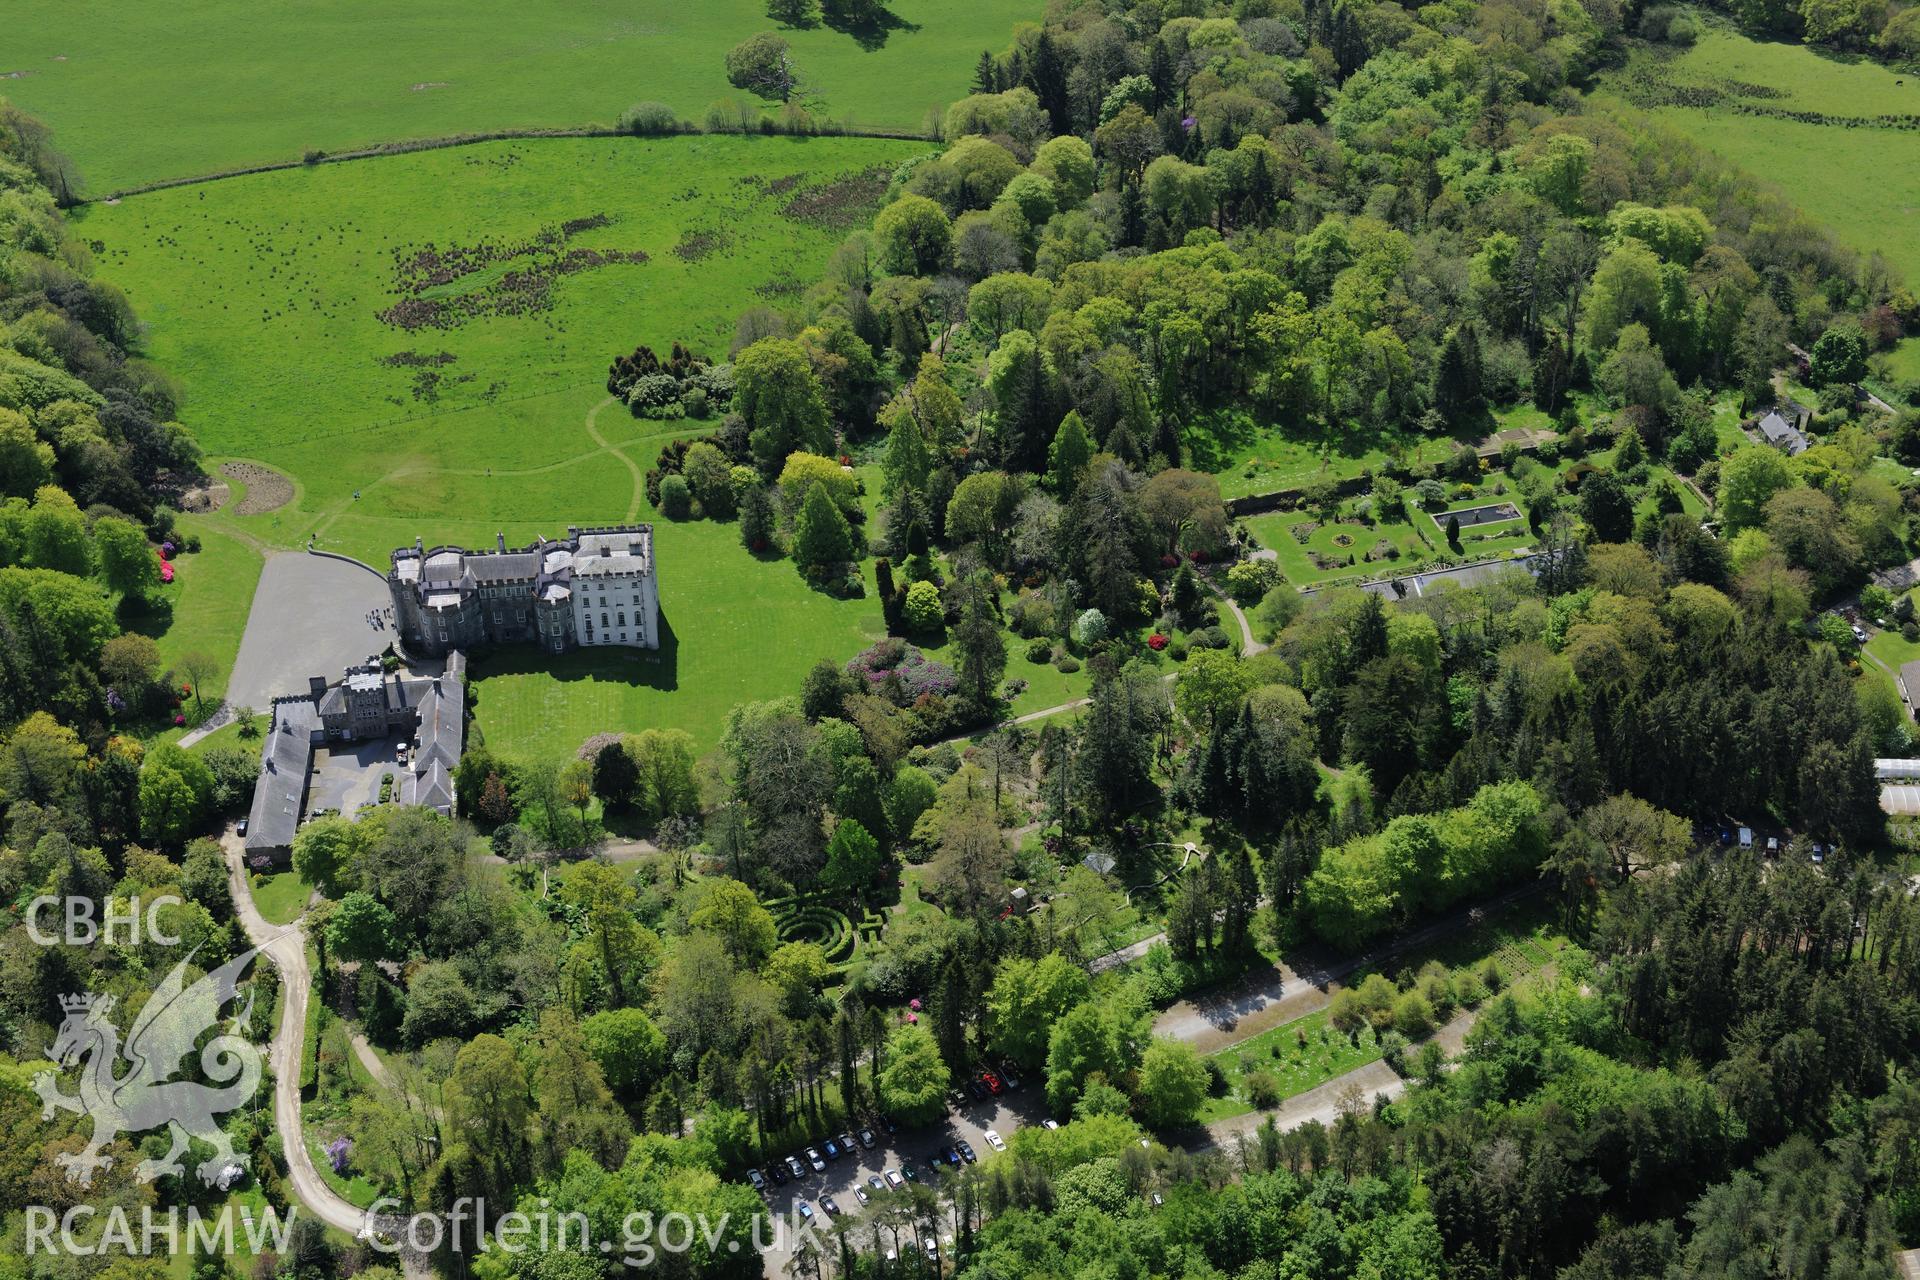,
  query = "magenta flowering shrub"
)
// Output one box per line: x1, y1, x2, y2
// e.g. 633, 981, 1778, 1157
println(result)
845, 639, 958, 703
